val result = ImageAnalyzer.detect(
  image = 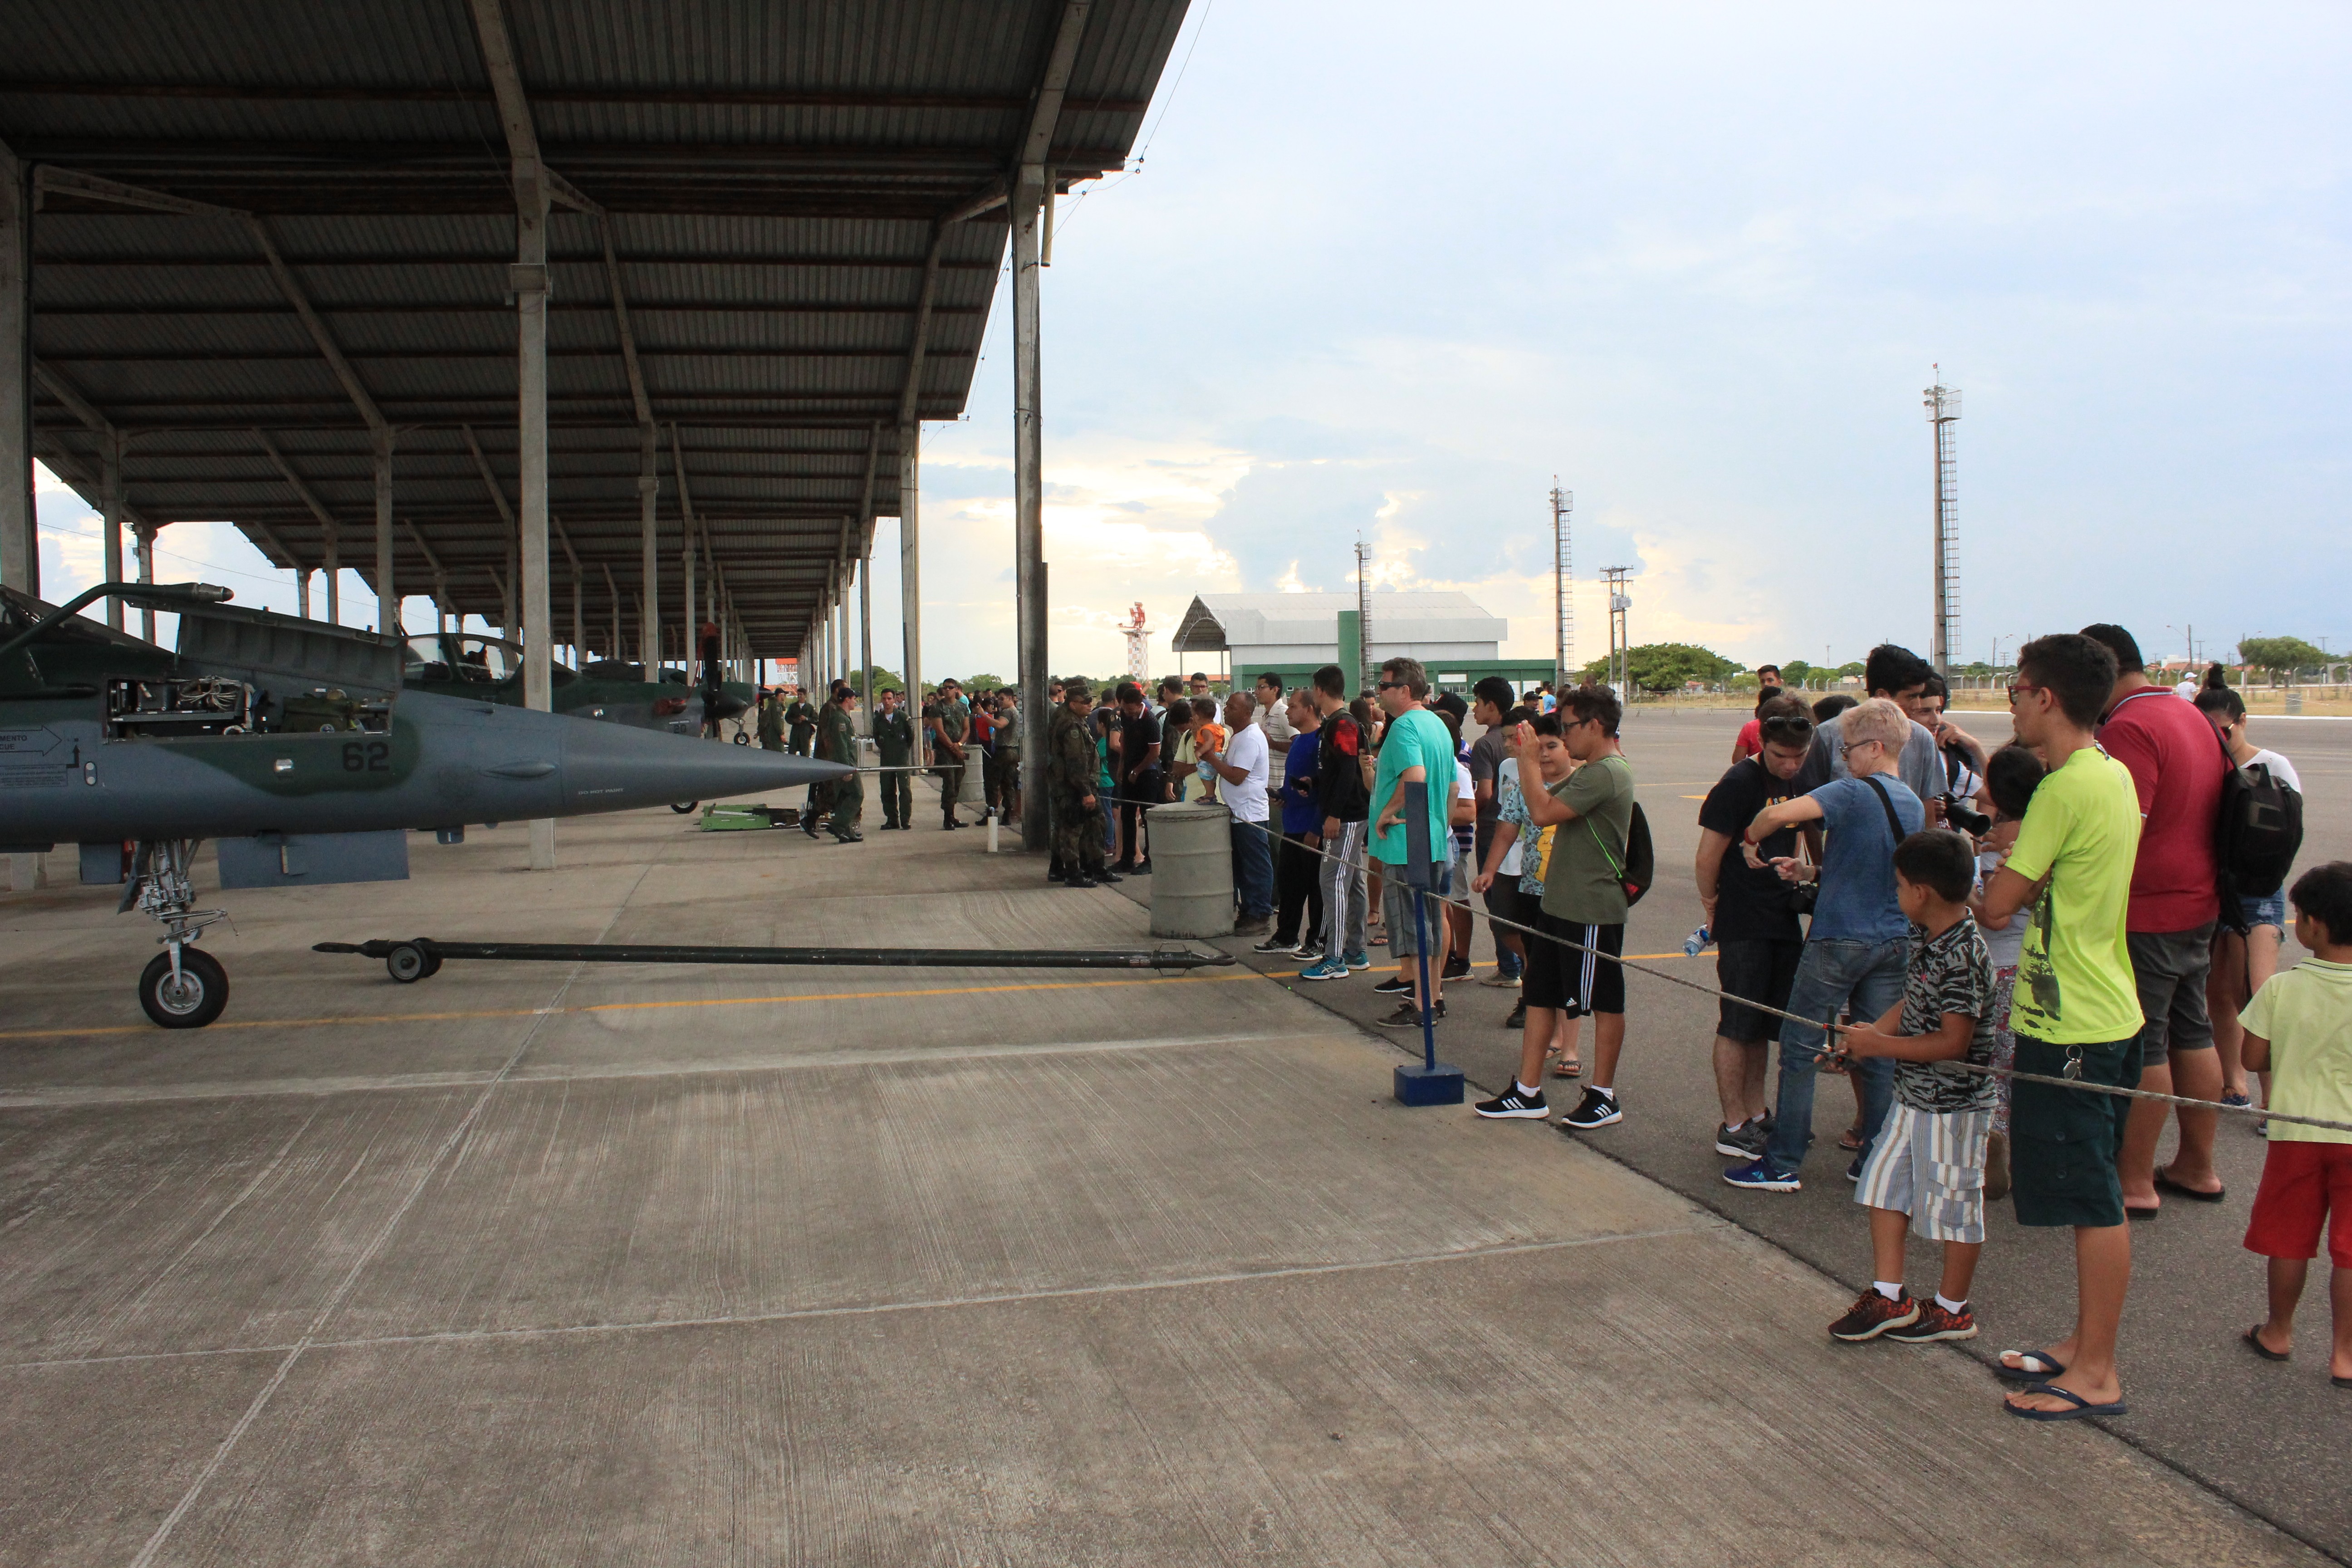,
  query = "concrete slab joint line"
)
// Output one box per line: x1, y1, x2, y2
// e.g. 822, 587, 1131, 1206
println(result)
118, 859, 659, 1568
